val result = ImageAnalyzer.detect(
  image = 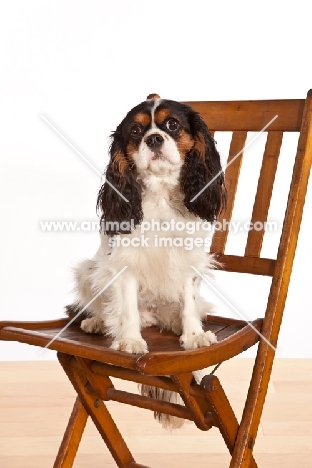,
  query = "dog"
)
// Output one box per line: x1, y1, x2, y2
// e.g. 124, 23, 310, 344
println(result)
66, 93, 226, 427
